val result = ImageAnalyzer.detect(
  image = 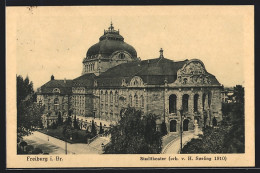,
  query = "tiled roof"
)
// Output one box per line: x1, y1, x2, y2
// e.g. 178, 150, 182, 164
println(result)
72, 73, 96, 87
98, 57, 188, 85
39, 80, 73, 94
38, 57, 221, 90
